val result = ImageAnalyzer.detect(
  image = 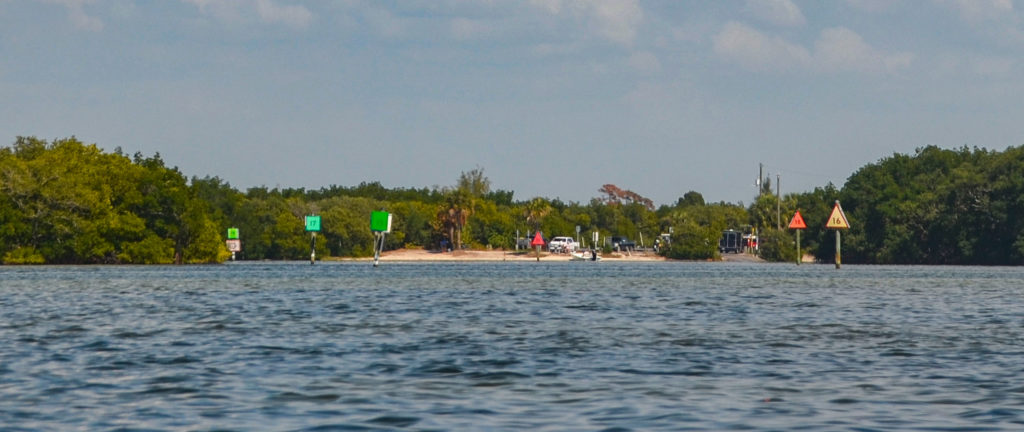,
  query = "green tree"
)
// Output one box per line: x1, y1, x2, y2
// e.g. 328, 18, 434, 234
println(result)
522, 197, 552, 232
